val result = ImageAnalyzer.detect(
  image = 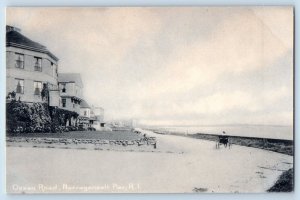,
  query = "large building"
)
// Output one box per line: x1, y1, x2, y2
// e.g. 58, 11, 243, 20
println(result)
6, 25, 105, 129
6, 25, 60, 106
